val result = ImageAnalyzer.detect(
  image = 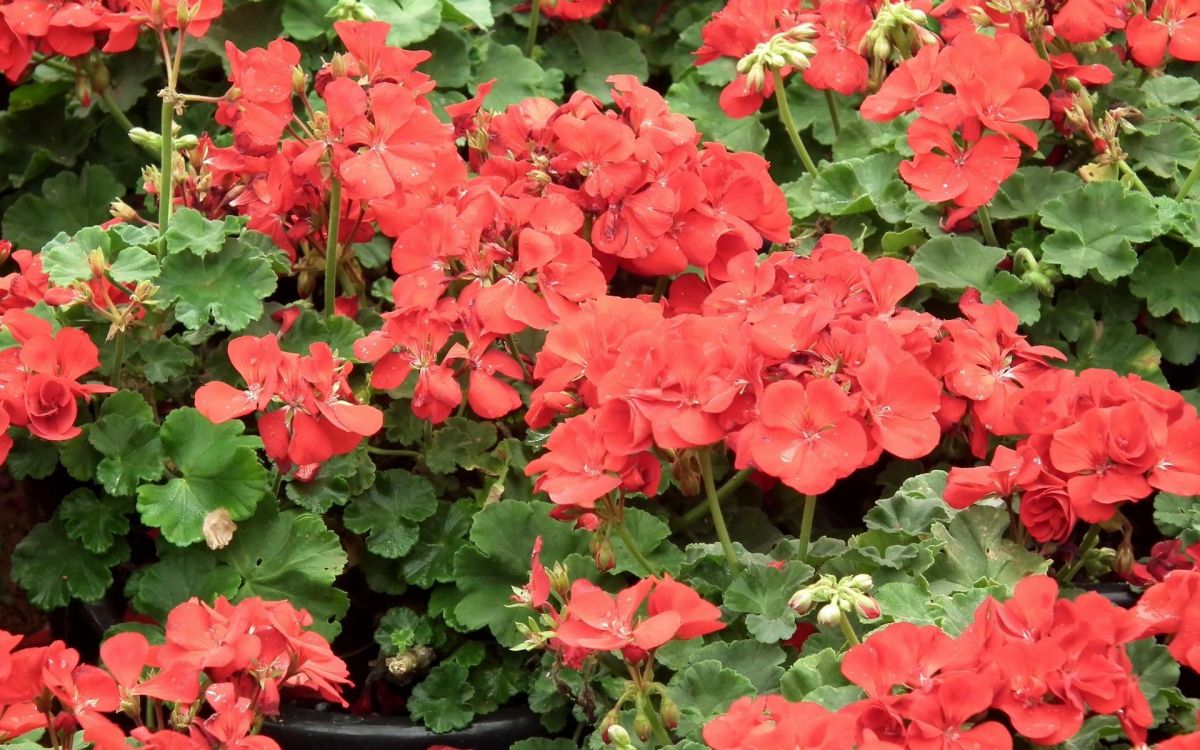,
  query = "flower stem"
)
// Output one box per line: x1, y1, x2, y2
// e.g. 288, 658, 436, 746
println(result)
157, 95, 174, 248
1057, 524, 1101, 584
1177, 152, 1200, 201
771, 68, 819, 178
823, 90, 842, 136
614, 521, 658, 577
674, 468, 752, 529
699, 448, 740, 574
324, 176, 342, 320
1118, 159, 1151, 194
366, 446, 421, 458
797, 493, 817, 564
525, 0, 541, 58
645, 701, 672, 747
110, 332, 125, 386
977, 205, 998, 246
506, 333, 532, 381
838, 616, 860, 647
97, 87, 136, 135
